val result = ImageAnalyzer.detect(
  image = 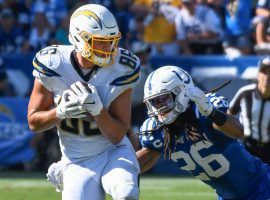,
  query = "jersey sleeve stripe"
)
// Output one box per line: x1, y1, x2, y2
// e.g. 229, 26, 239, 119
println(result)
110, 65, 140, 86
33, 57, 61, 77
